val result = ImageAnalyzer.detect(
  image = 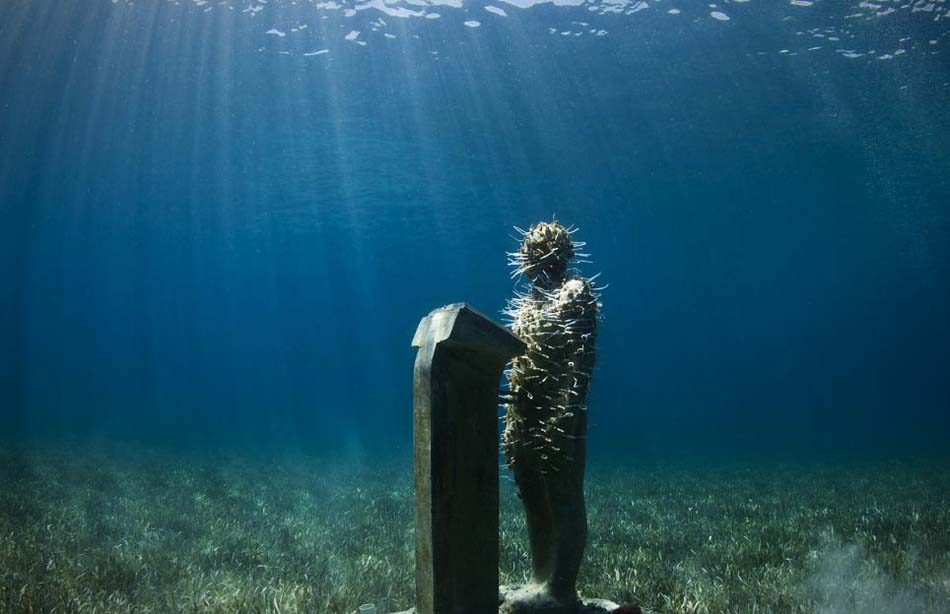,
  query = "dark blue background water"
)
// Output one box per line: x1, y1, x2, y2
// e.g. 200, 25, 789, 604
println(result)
2, 1, 949, 461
